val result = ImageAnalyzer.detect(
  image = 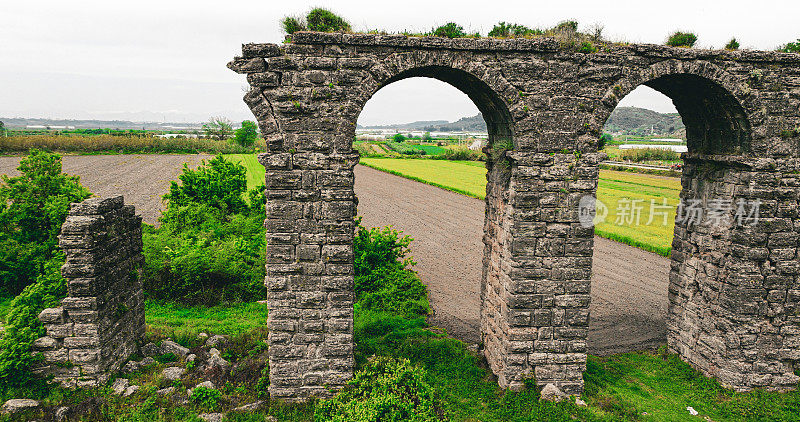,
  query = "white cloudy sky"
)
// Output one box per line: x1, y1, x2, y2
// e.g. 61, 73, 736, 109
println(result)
1, 0, 797, 124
